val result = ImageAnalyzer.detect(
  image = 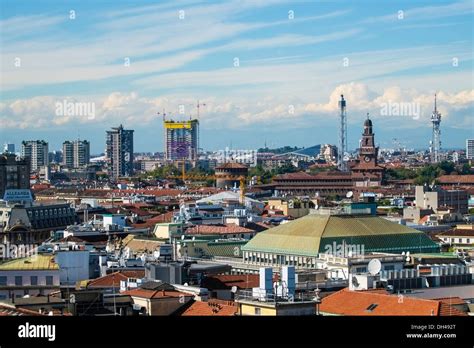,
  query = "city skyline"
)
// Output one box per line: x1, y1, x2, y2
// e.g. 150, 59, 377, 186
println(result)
1, 0, 473, 153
